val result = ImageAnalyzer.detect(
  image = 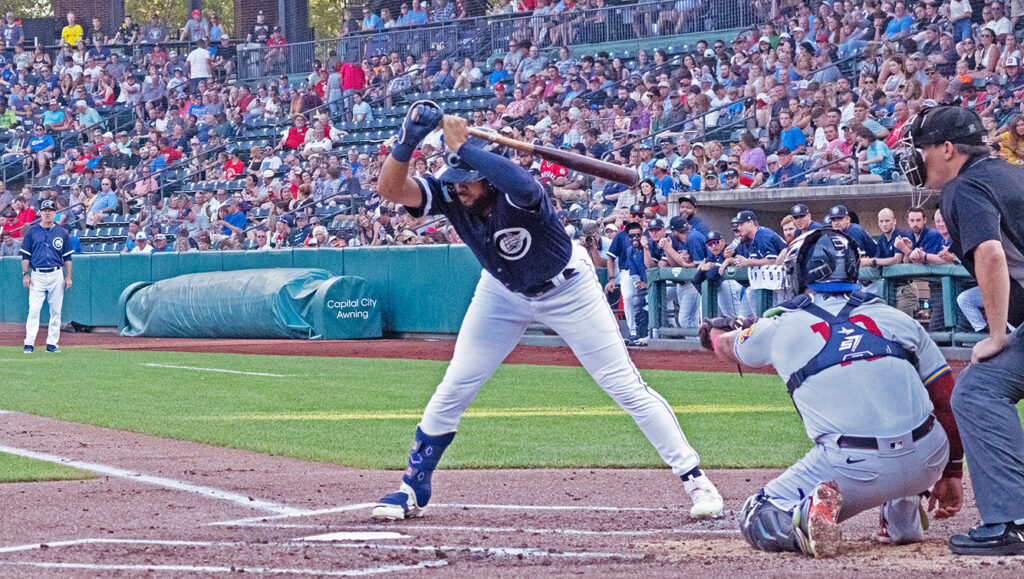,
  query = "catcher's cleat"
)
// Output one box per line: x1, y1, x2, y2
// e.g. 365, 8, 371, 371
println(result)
372, 482, 426, 520
794, 481, 843, 558
877, 495, 928, 545
684, 473, 724, 518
